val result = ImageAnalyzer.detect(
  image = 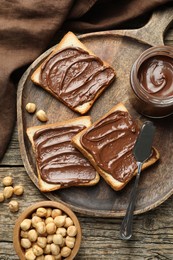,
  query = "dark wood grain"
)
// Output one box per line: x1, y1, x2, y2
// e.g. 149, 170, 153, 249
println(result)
17, 8, 173, 217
